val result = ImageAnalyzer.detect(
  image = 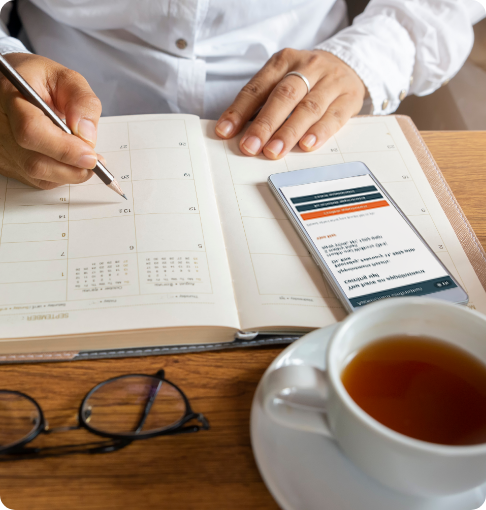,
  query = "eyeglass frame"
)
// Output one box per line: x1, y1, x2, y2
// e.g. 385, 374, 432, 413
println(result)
0, 369, 209, 460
